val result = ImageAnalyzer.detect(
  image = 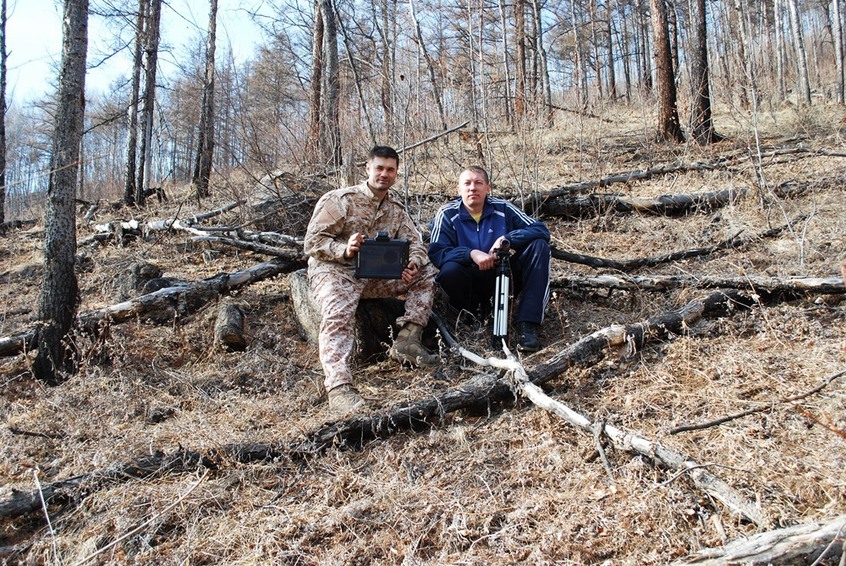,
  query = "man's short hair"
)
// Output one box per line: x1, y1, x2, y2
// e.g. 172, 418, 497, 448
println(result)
464, 165, 490, 185
369, 145, 400, 165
